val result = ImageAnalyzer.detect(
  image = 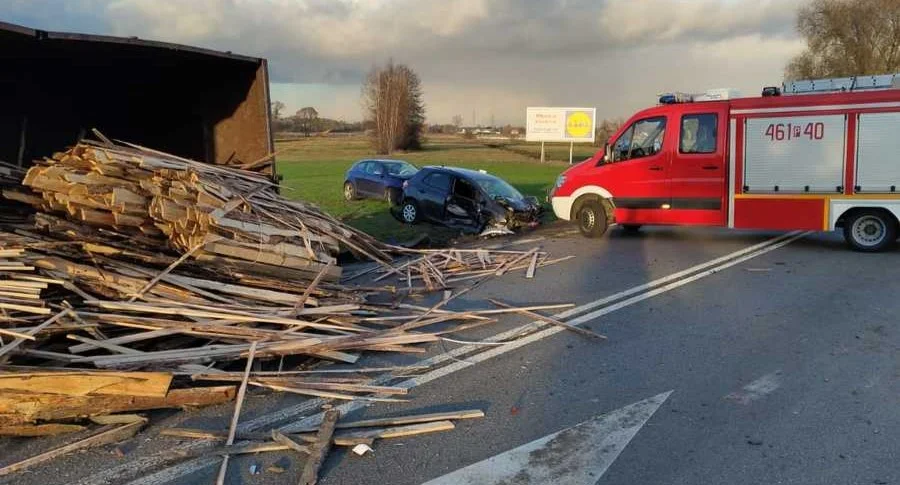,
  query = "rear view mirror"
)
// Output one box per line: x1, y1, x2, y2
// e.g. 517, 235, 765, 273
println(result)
604, 143, 611, 162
